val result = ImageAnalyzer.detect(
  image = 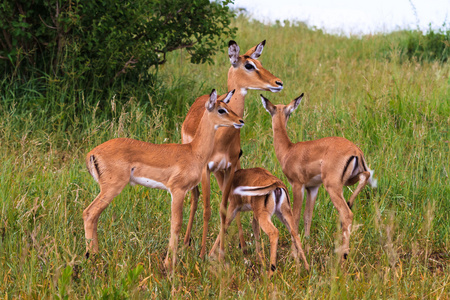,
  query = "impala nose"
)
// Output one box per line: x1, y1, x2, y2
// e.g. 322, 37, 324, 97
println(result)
239, 119, 244, 124
275, 81, 283, 87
